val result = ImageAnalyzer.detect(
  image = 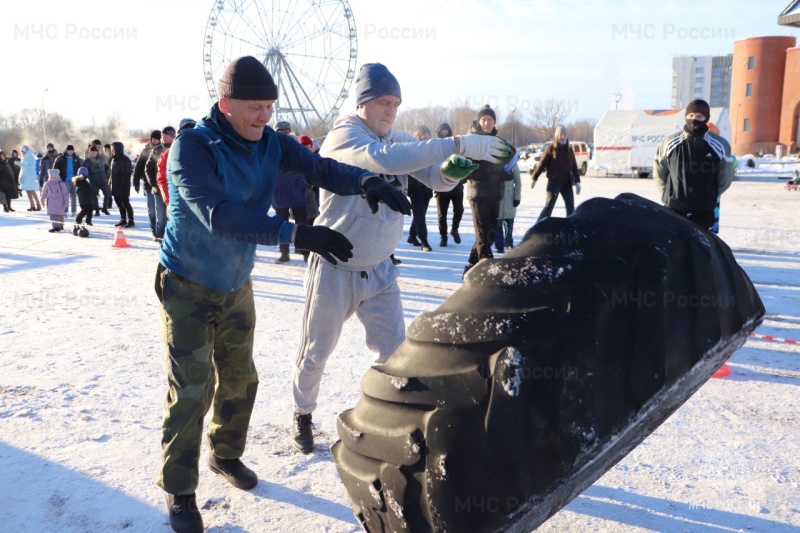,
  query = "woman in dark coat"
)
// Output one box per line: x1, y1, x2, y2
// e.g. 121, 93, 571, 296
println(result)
0, 151, 20, 211
109, 142, 134, 227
